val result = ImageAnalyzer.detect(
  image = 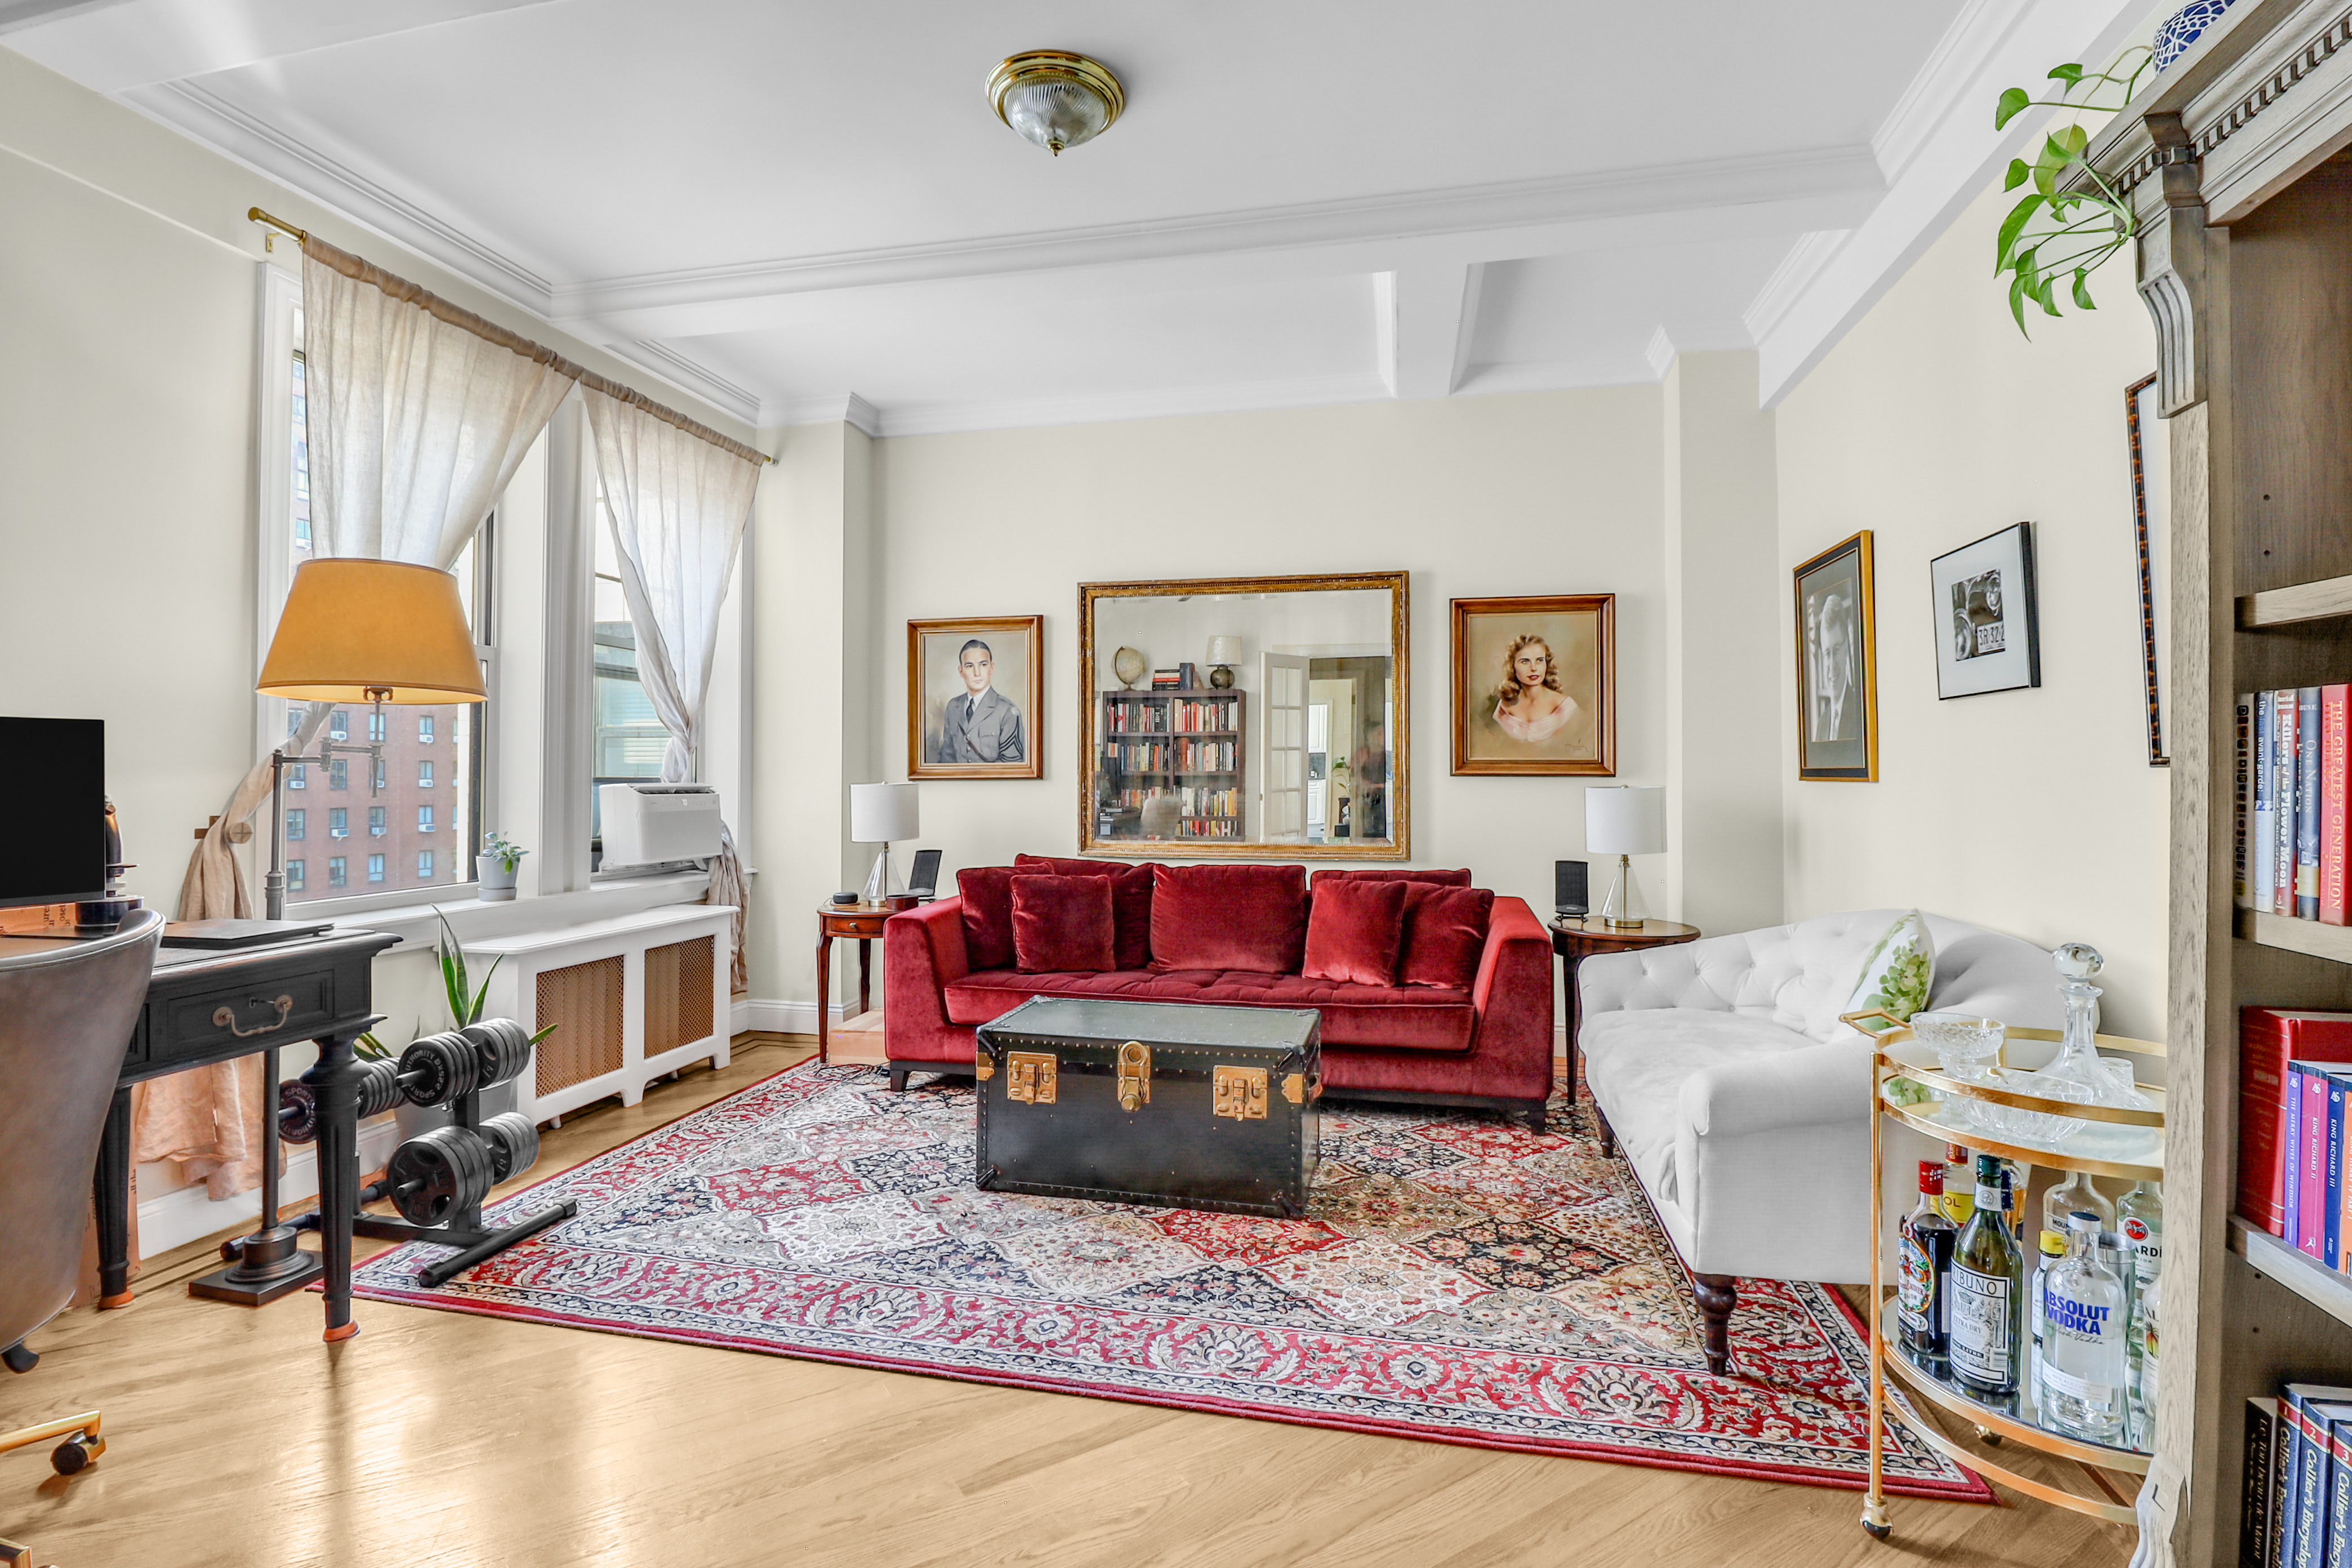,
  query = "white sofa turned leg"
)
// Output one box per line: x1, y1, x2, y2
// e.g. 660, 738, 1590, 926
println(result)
1694, 1272, 1736, 1377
